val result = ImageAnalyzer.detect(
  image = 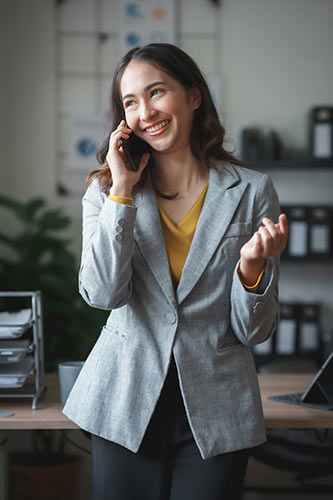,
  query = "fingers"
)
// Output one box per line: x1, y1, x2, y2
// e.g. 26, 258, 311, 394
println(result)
258, 214, 289, 256
137, 152, 150, 173
258, 226, 273, 254
278, 213, 288, 238
109, 120, 132, 151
